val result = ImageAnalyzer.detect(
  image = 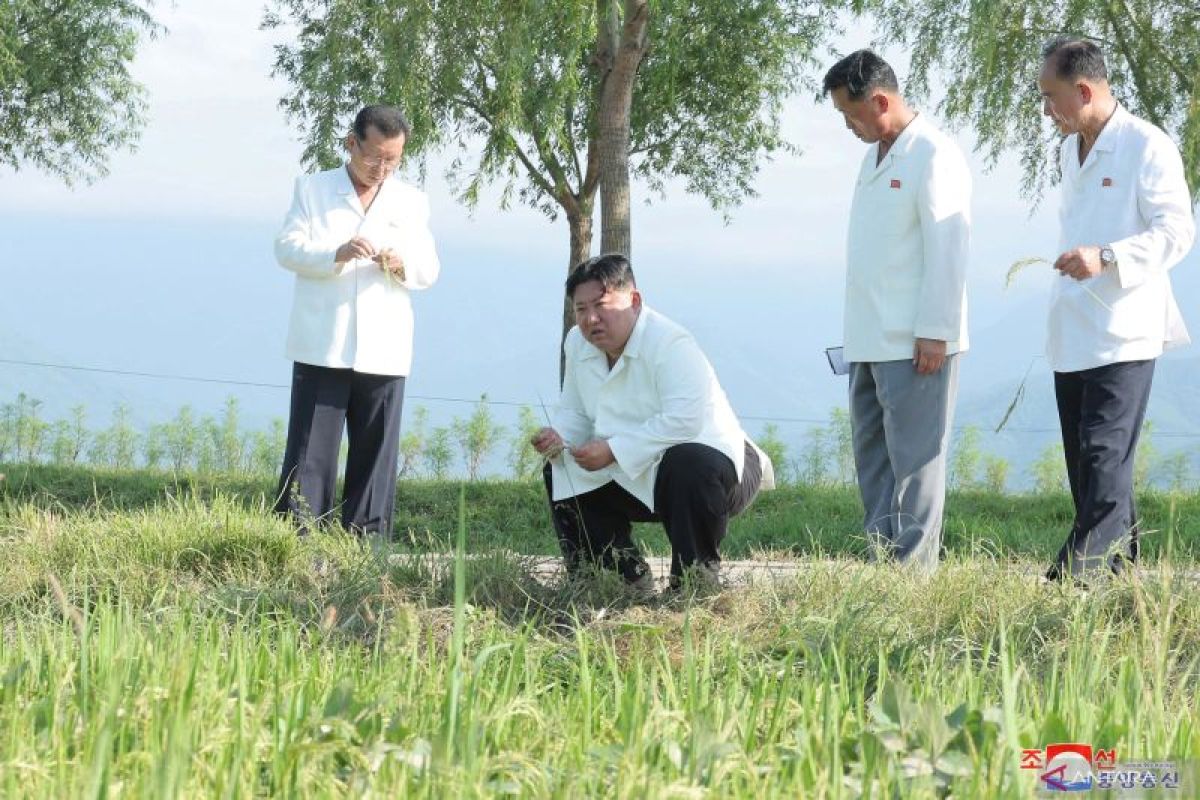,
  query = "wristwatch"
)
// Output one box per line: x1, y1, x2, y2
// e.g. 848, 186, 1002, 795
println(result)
1099, 245, 1117, 269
